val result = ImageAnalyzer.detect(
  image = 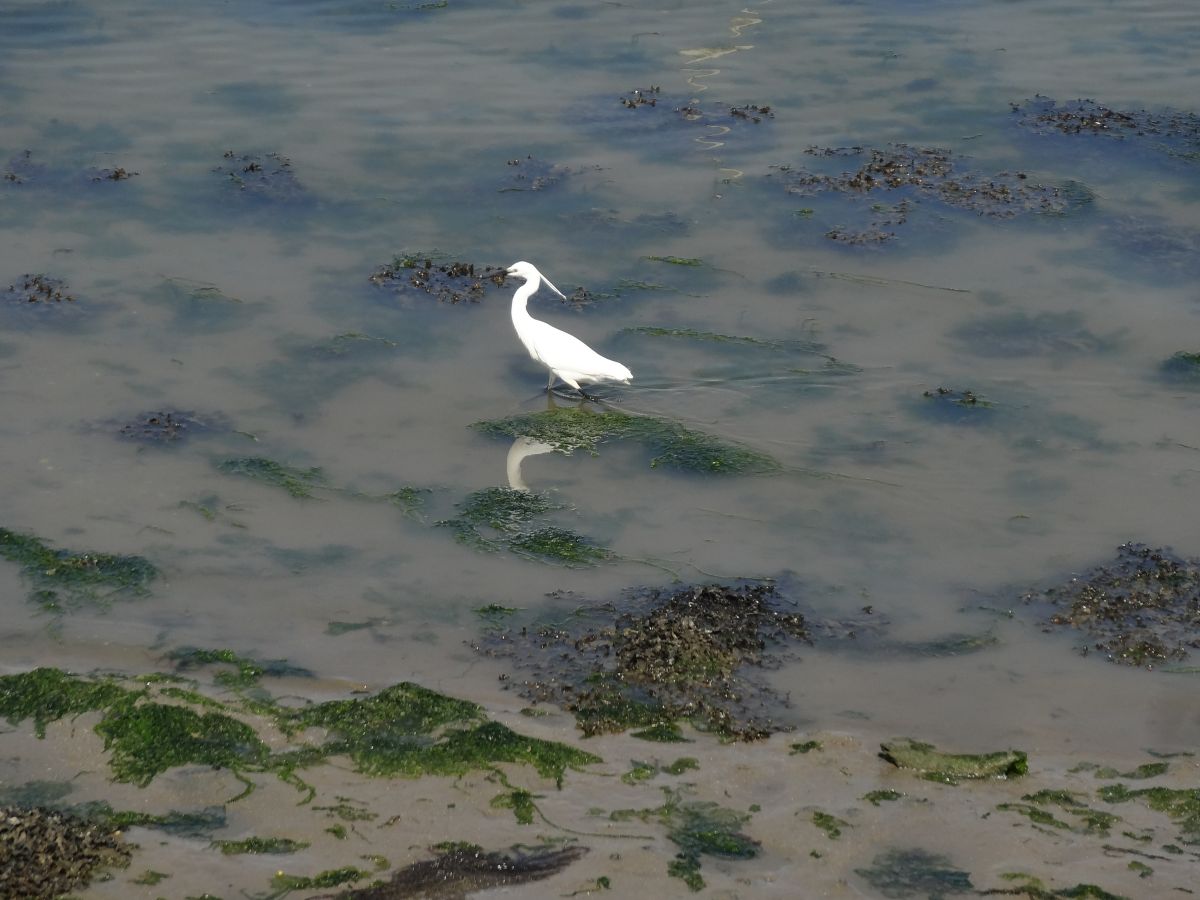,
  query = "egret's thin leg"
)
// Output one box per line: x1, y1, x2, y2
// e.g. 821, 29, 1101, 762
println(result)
546, 371, 555, 391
